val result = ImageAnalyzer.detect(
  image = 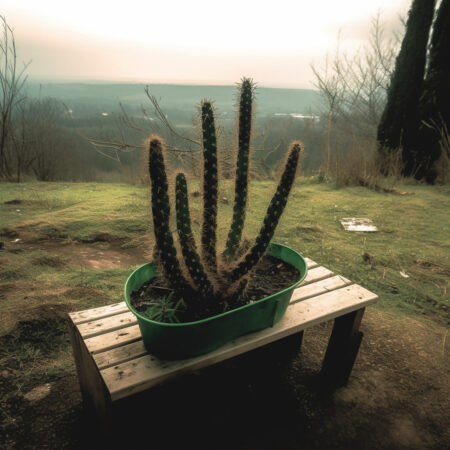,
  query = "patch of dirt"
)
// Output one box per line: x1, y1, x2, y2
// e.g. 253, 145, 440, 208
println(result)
6, 240, 148, 270
0, 227, 19, 238
415, 258, 450, 276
